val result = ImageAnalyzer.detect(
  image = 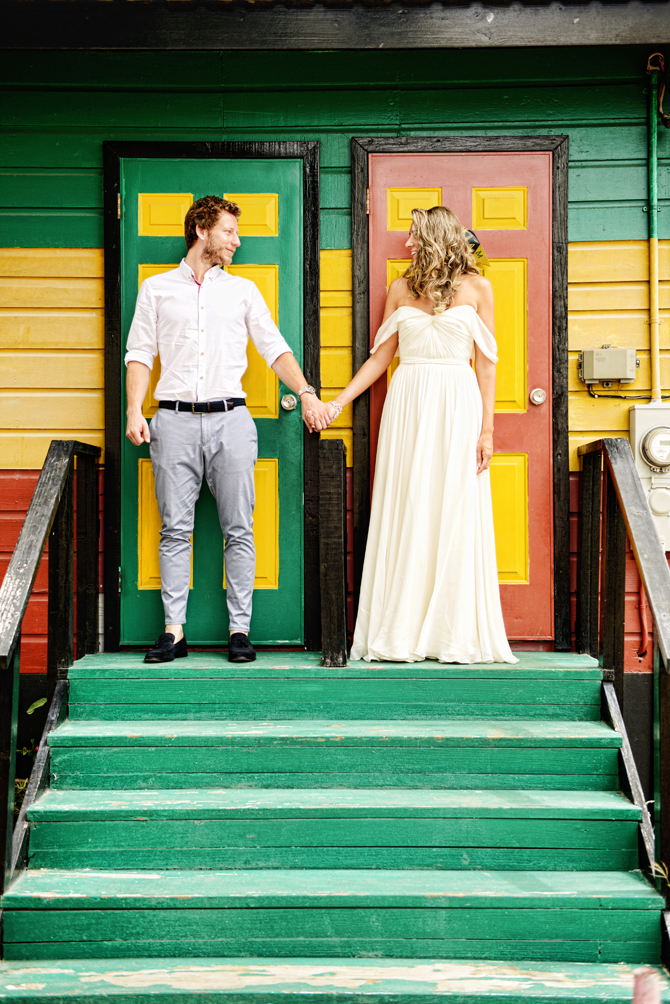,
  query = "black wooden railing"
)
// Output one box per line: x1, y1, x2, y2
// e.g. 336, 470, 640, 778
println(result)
0, 440, 100, 894
319, 439, 348, 667
577, 439, 670, 918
